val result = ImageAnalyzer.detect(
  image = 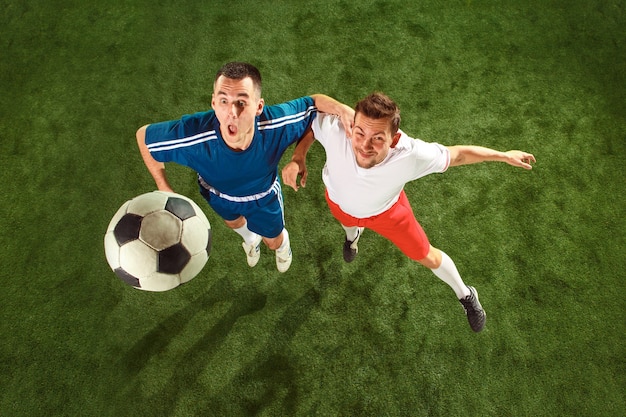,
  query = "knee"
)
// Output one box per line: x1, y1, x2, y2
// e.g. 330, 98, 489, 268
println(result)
417, 246, 442, 269
264, 230, 285, 250
224, 216, 246, 229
